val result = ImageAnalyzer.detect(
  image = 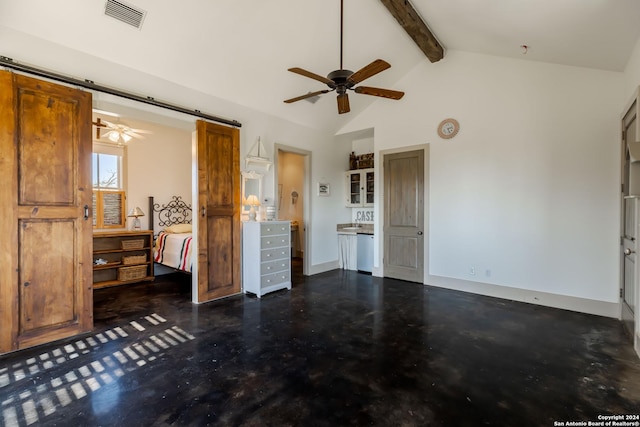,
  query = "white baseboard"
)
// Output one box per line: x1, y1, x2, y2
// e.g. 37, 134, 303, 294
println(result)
426, 274, 620, 318
308, 260, 340, 275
